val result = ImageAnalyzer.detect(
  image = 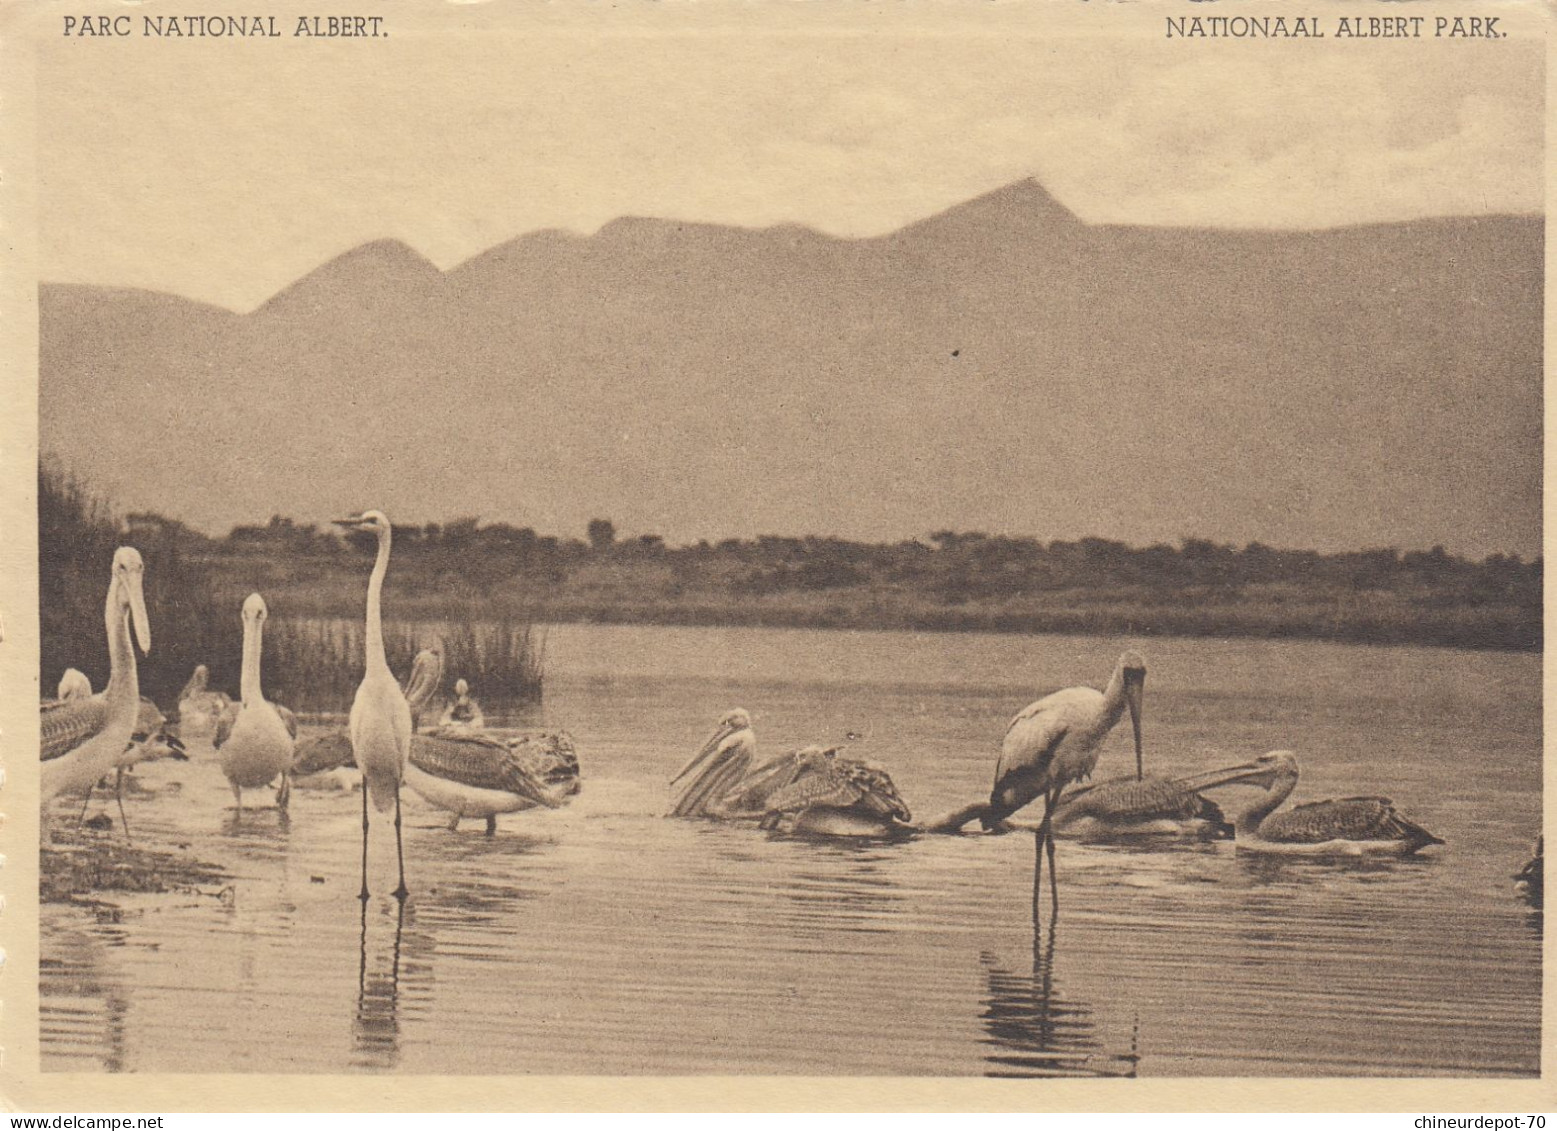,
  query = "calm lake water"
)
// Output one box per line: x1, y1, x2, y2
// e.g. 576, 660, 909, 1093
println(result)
41, 625, 1542, 1076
